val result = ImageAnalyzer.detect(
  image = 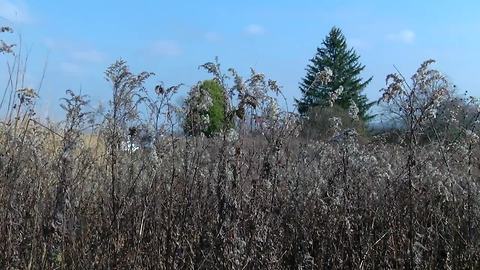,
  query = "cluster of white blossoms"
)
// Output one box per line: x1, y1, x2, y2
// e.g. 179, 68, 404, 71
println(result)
1, 26, 15, 55
120, 139, 140, 152
348, 101, 360, 120
200, 114, 210, 127
426, 87, 449, 119
315, 66, 333, 85
381, 74, 403, 103
431, 88, 448, 106
226, 128, 239, 143
450, 109, 460, 126
465, 130, 479, 144
0, 40, 14, 54
189, 85, 213, 111
380, 60, 456, 126
329, 86, 343, 107
263, 97, 280, 121
427, 108, 438, 119
16, 87, 38, 107
329, 116, 342, 135
183, 83, 214, 132
17, 87, 38, 98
